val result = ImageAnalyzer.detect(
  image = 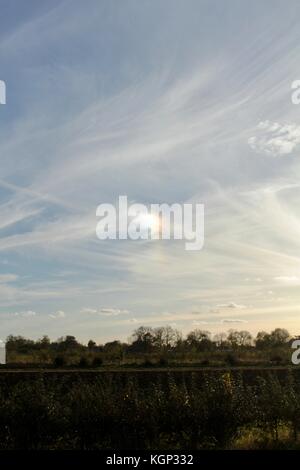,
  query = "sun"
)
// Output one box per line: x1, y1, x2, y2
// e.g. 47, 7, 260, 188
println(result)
136, 212, 161, 235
